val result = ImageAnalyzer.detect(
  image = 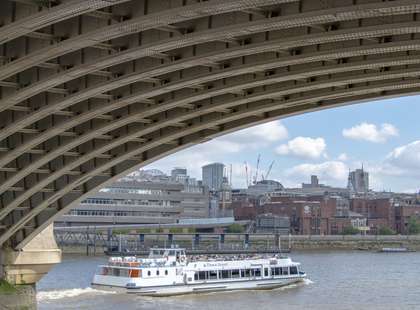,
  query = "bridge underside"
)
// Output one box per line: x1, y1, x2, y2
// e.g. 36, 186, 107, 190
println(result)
0, 0, 420, 249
